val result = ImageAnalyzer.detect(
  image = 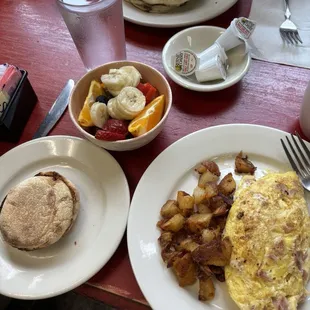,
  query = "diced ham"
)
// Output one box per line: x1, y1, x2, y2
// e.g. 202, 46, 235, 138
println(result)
272, 296, 289, 310
256, 270, 272, 282
294, 251, 307, 271
302, 269, 309, 282
283, 222, 294, 233
273, 237, 285, 256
